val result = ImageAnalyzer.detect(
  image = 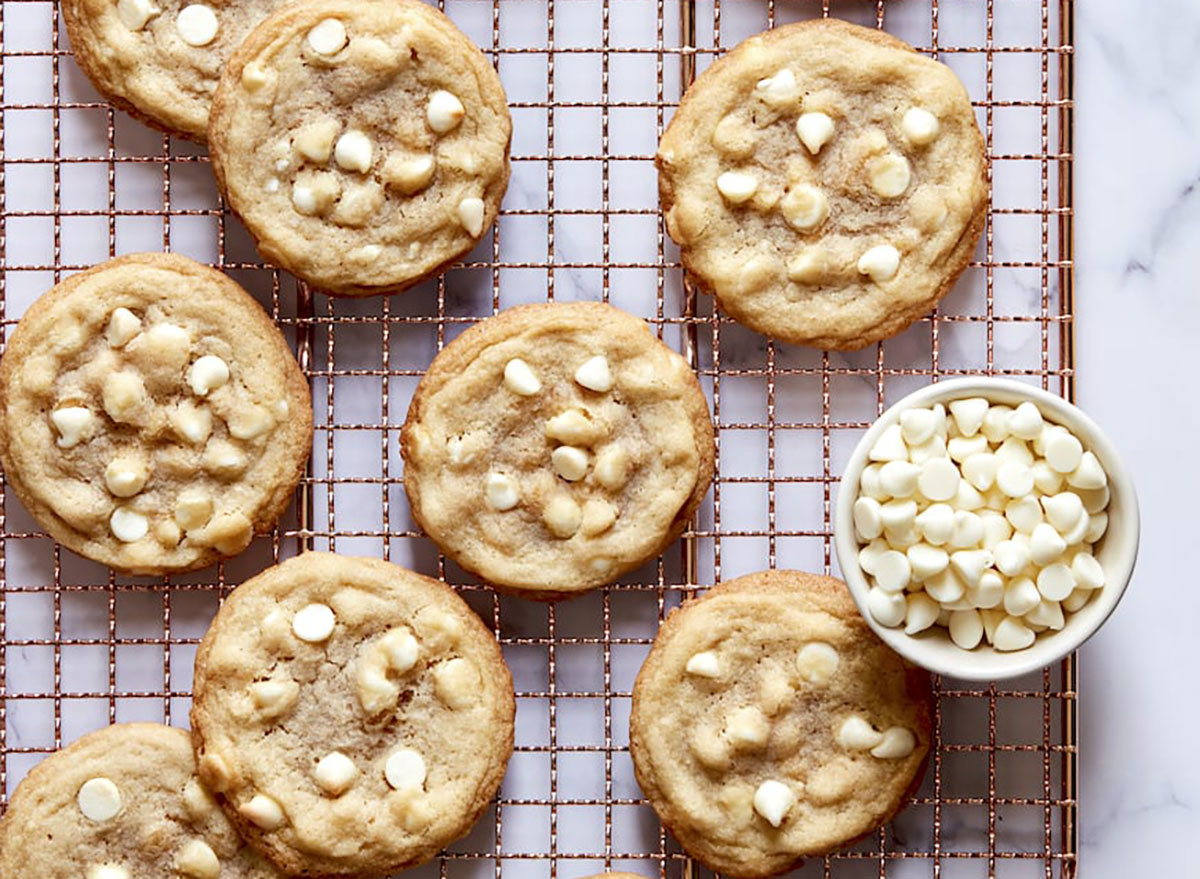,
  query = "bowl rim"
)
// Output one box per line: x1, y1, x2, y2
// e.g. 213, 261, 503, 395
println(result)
833, 376, 1140, 681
